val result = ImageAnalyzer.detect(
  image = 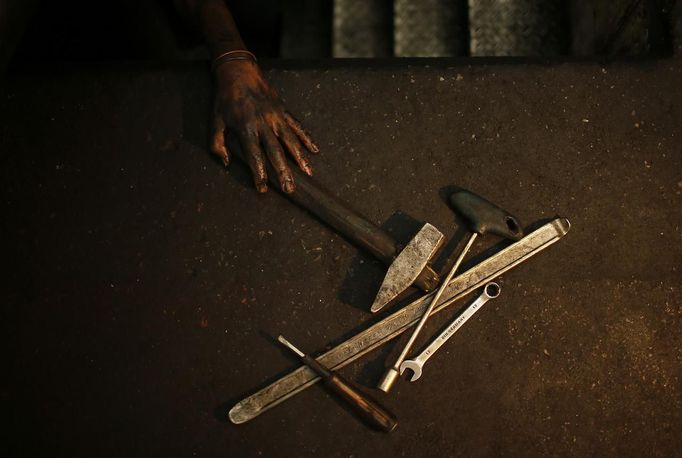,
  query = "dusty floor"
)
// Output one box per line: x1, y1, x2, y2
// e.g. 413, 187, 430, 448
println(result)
1, 58, 681, 456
